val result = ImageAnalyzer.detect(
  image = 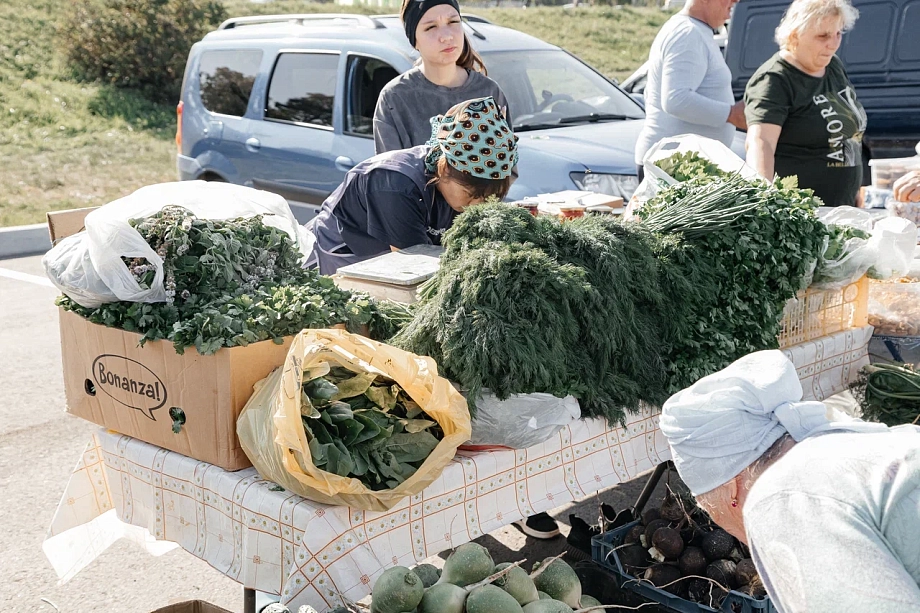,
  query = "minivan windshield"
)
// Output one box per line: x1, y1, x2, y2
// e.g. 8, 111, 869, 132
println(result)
481, 49, 644, 131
